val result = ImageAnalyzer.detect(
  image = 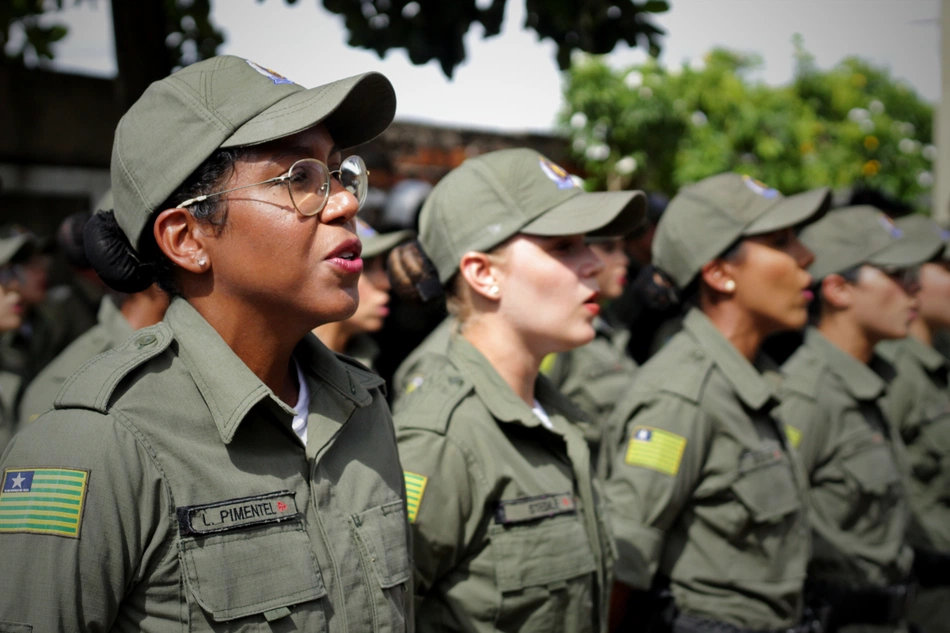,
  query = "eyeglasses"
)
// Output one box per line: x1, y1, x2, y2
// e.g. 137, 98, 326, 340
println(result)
180, 155, 368, 217
871, 264, 920, 288
0, 264, 24, 288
